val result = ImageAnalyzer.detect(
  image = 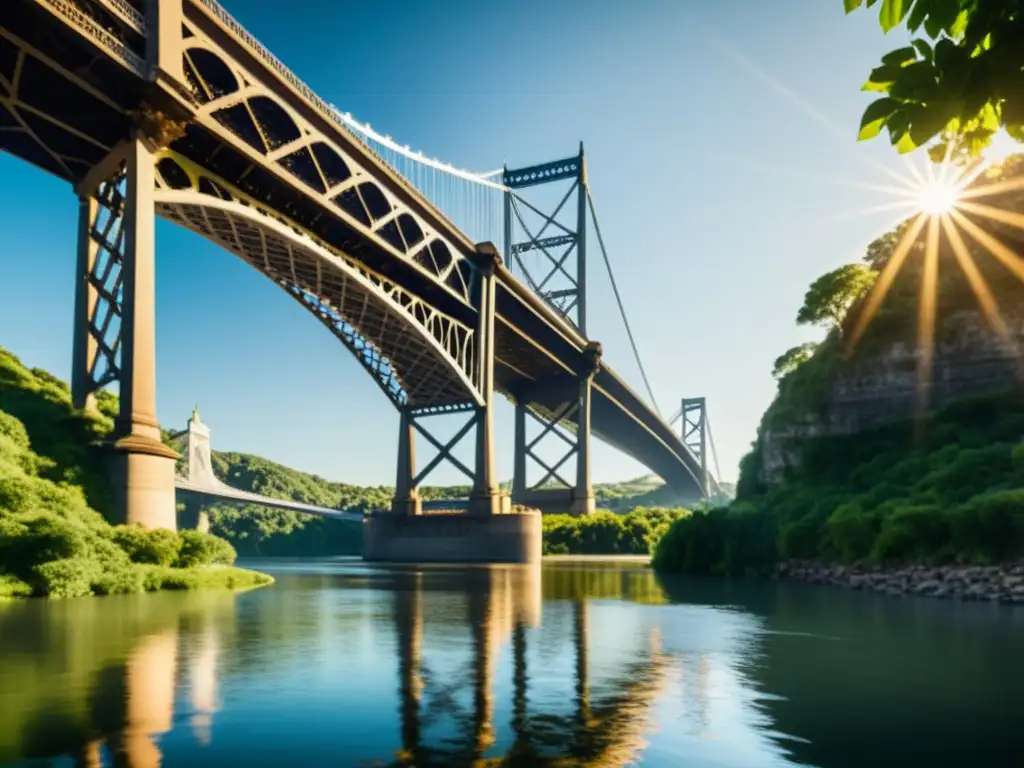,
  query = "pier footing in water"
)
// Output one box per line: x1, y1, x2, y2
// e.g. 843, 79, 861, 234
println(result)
362, 511, 542, 564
